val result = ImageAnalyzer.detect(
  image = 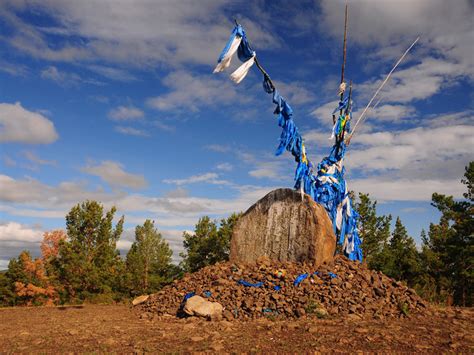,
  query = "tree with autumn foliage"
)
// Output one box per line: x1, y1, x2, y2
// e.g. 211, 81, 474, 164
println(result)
13, 251, 59, 306
41, 230, 66, 260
